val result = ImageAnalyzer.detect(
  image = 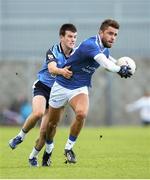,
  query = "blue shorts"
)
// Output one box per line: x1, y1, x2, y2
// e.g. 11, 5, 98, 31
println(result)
32, 80, 51, 109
